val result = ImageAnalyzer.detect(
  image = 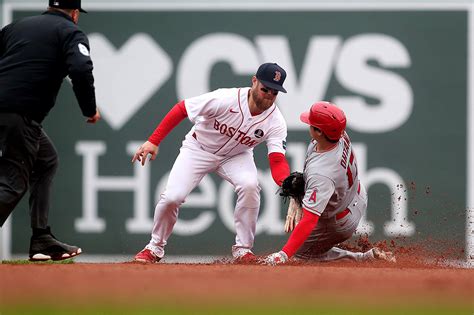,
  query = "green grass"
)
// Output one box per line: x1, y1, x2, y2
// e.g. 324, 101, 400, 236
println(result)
1, 303, 472, 315
1, 258, 75, 264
